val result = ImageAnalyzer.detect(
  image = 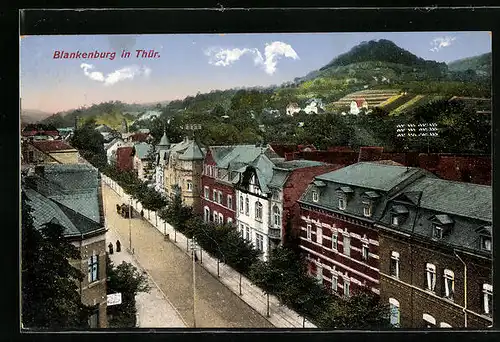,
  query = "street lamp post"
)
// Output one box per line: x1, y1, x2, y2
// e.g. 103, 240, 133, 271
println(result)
190, 238, 198, 328
128, 195, 133, 254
